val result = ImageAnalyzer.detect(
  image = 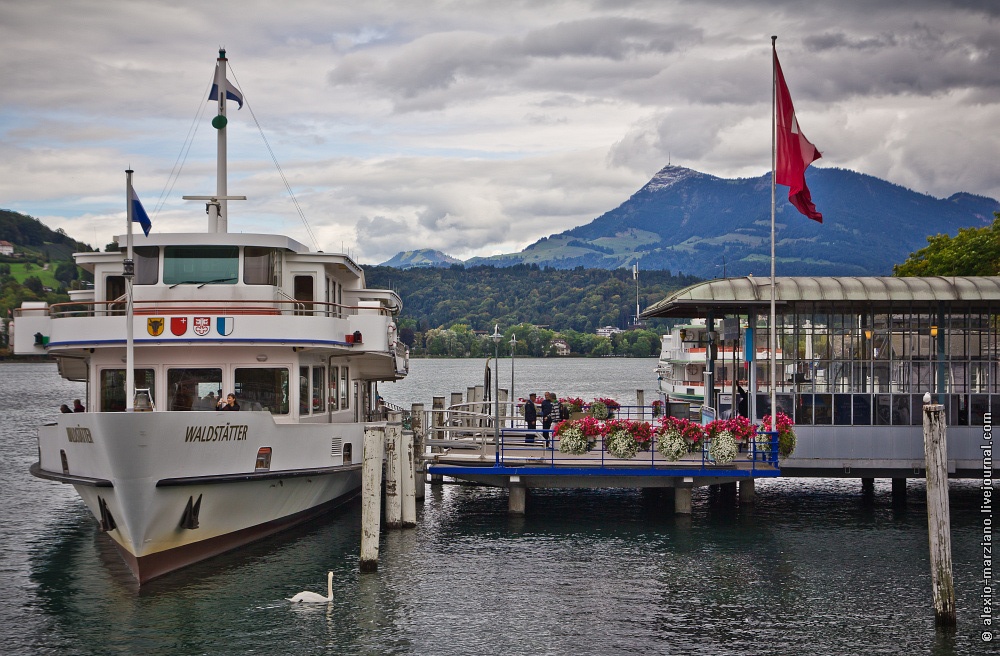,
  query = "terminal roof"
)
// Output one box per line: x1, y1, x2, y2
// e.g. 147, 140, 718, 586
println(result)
641, 276, 1000, 318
